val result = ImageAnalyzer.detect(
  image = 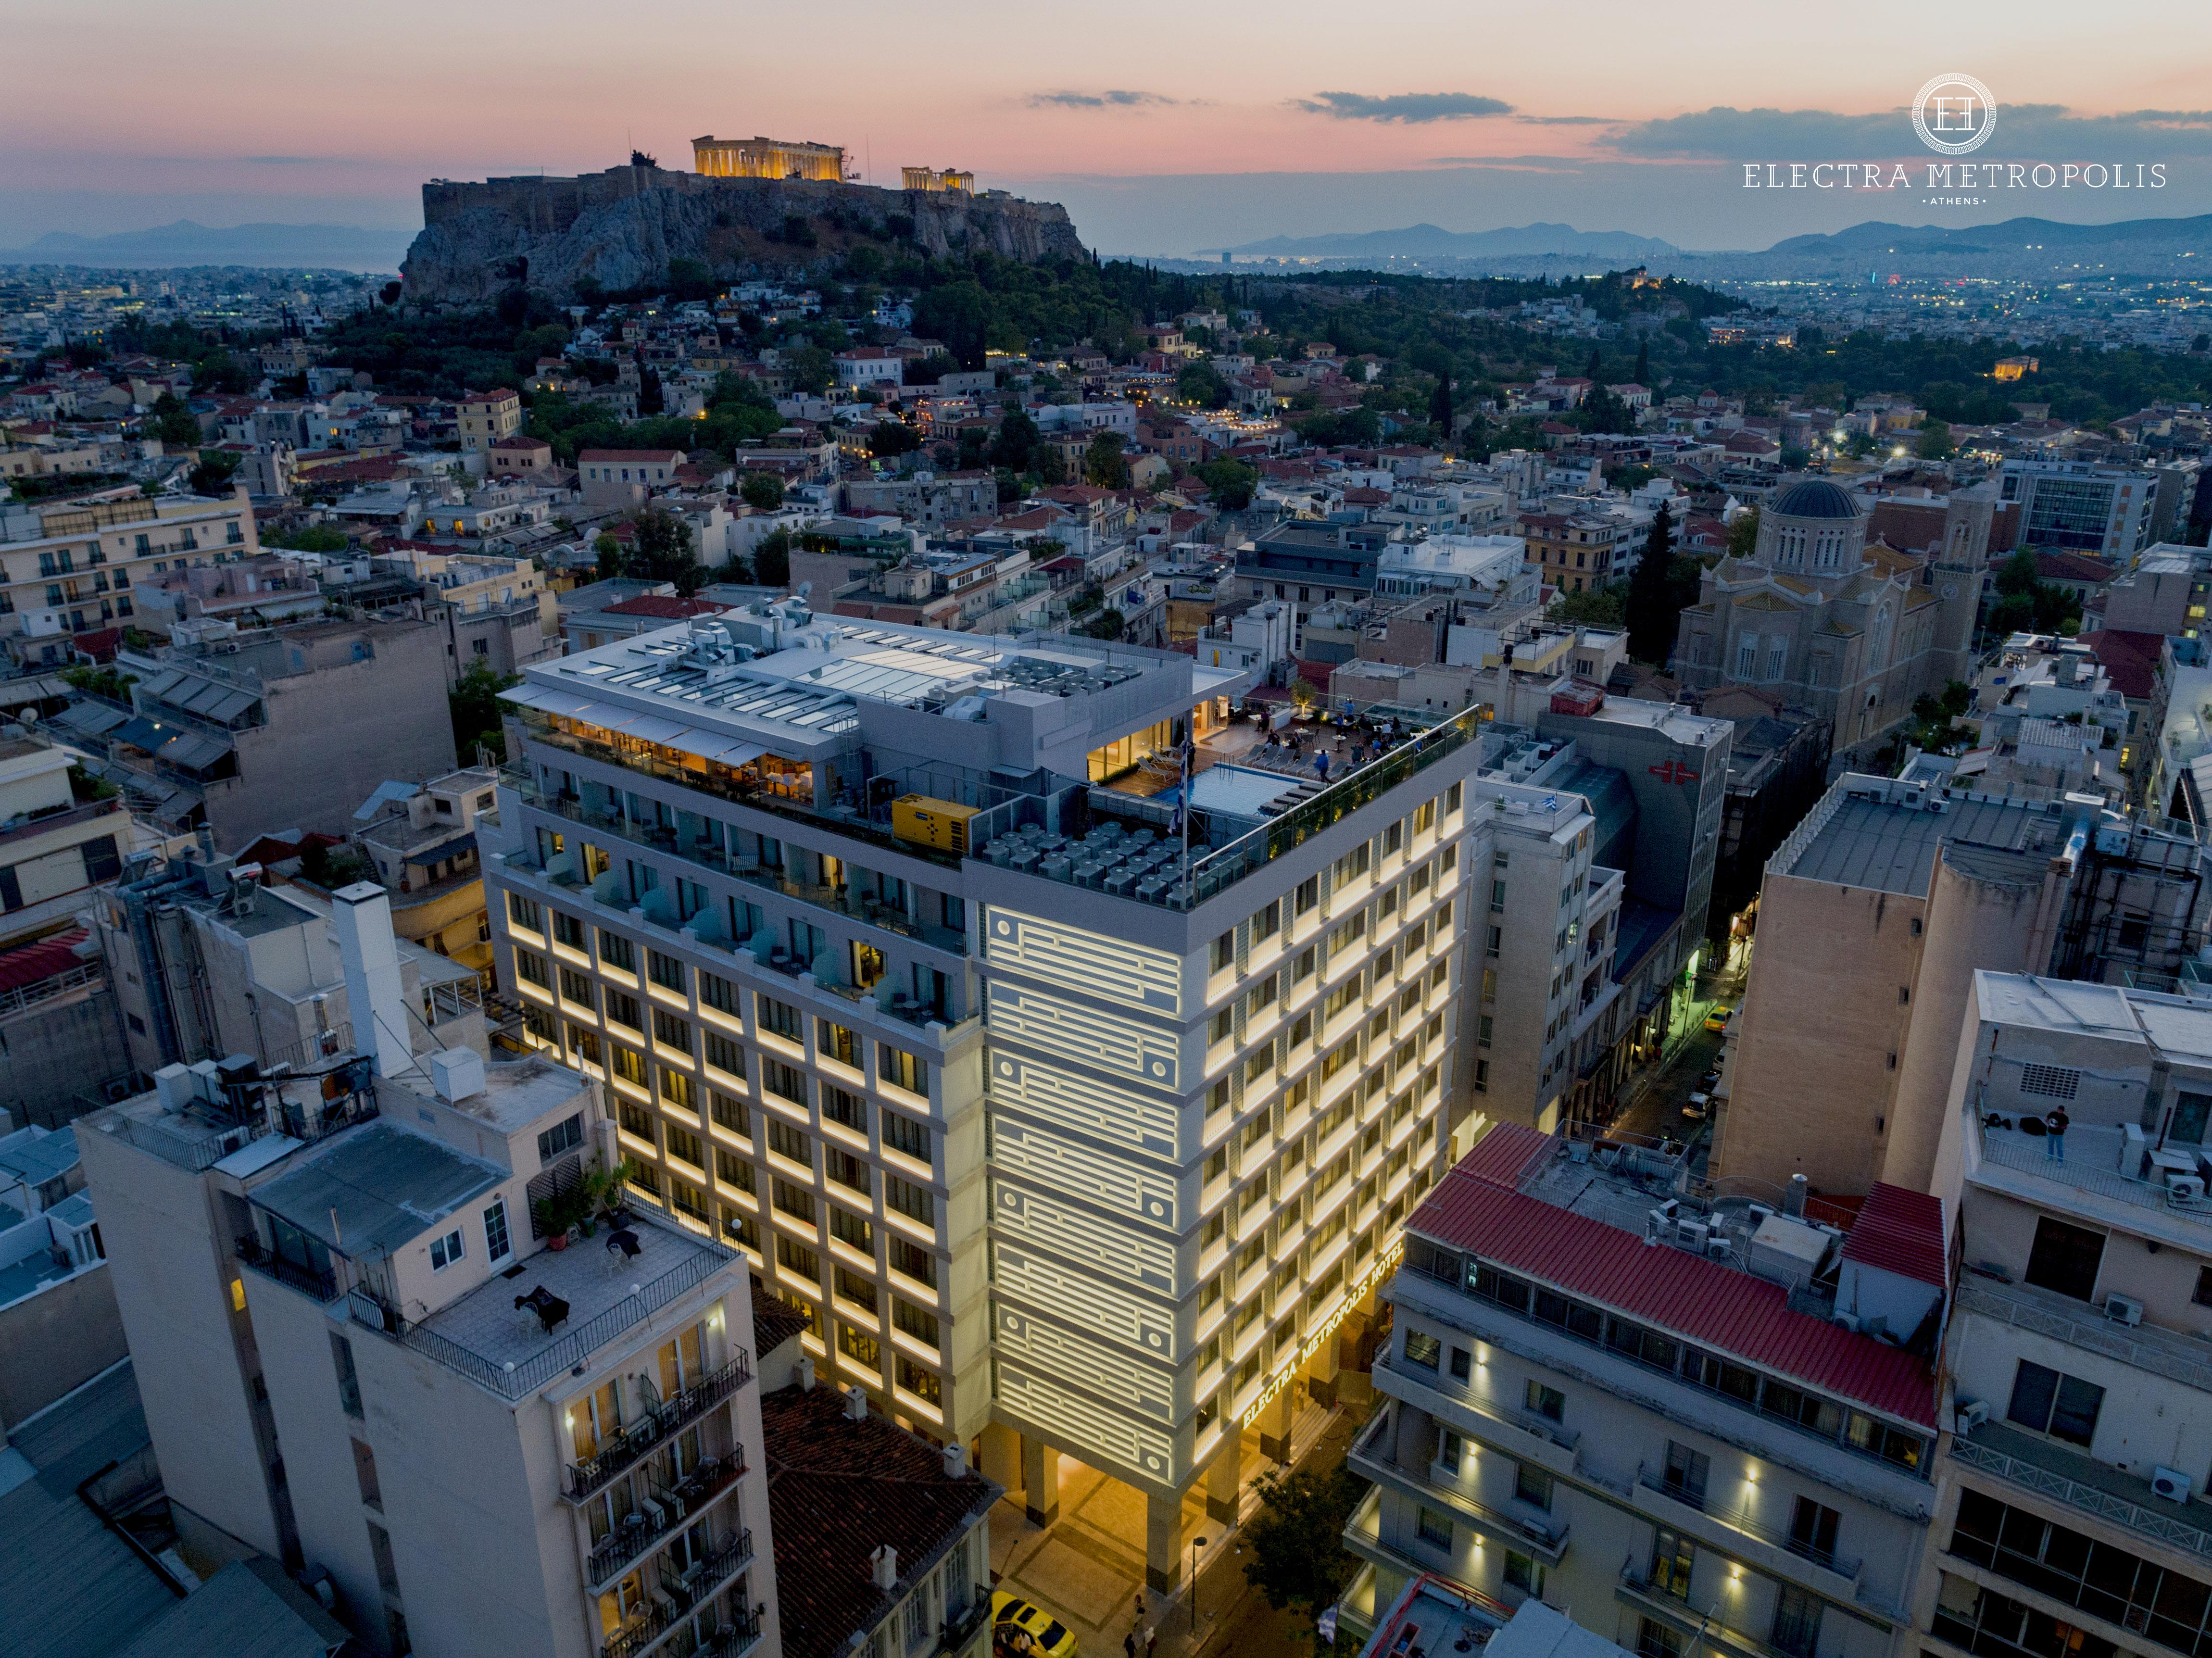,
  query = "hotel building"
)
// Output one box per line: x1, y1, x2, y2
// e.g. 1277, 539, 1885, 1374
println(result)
479, 598, 1512, 1589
